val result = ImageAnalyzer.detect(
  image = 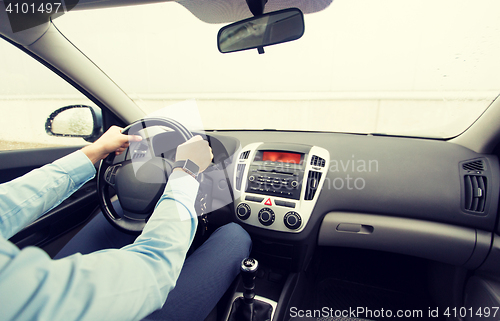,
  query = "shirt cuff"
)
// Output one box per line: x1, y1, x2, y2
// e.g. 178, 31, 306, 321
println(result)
165, 170, 199, 200
155, 170, 199, 221
53, 150, 96, 186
